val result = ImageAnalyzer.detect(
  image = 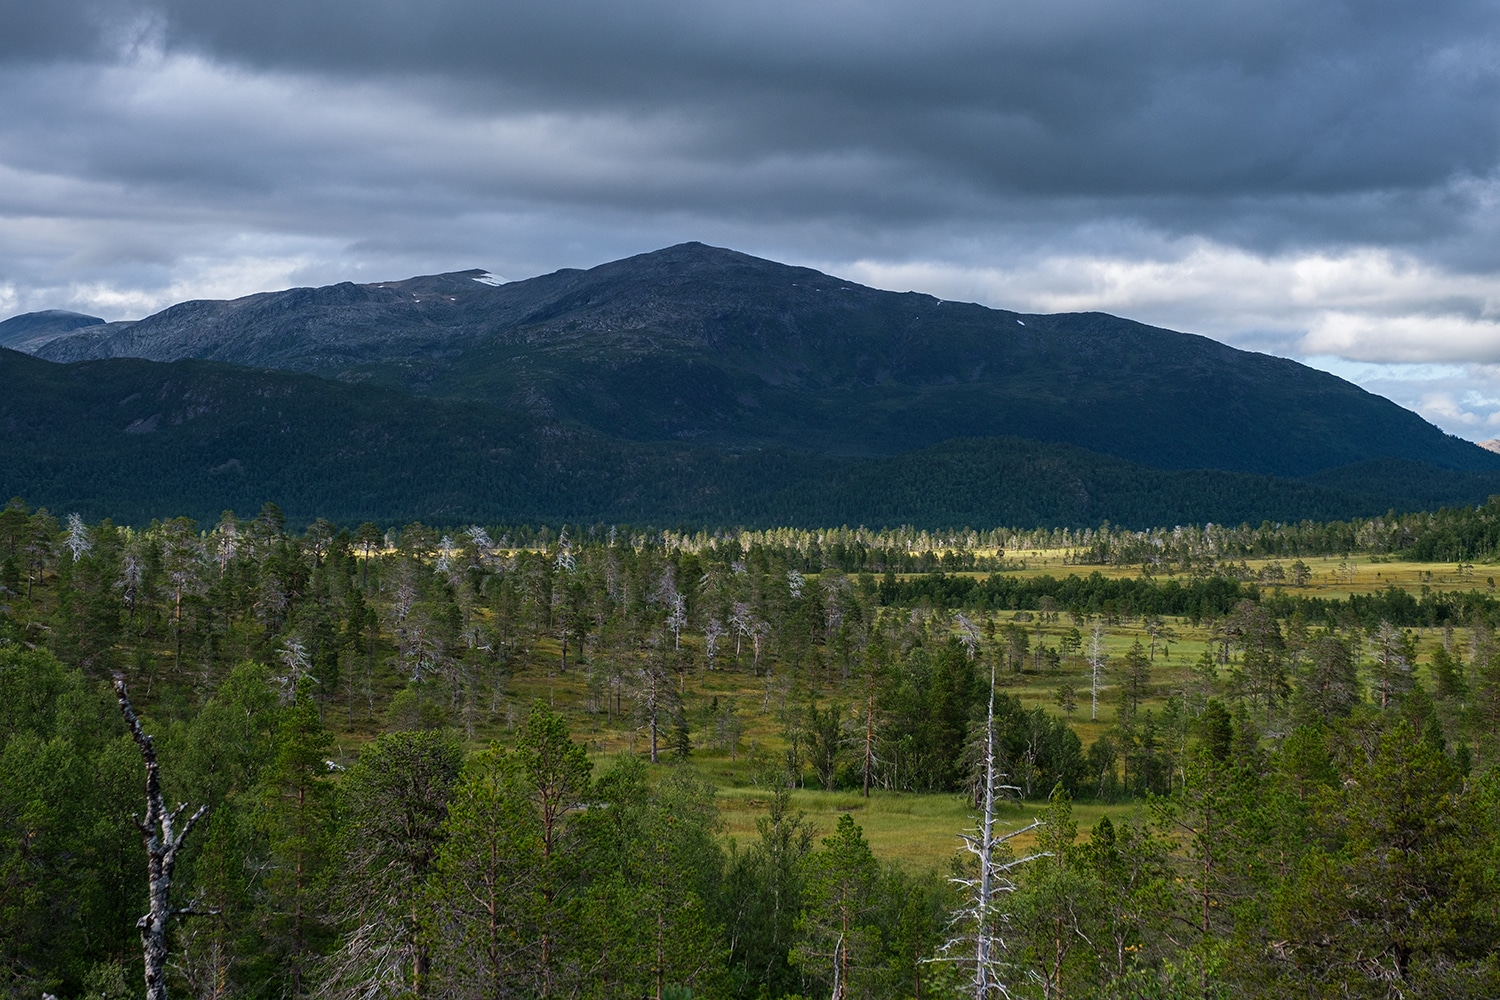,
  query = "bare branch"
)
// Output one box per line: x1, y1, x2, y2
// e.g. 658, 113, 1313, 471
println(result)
936, 663, 1045, 999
